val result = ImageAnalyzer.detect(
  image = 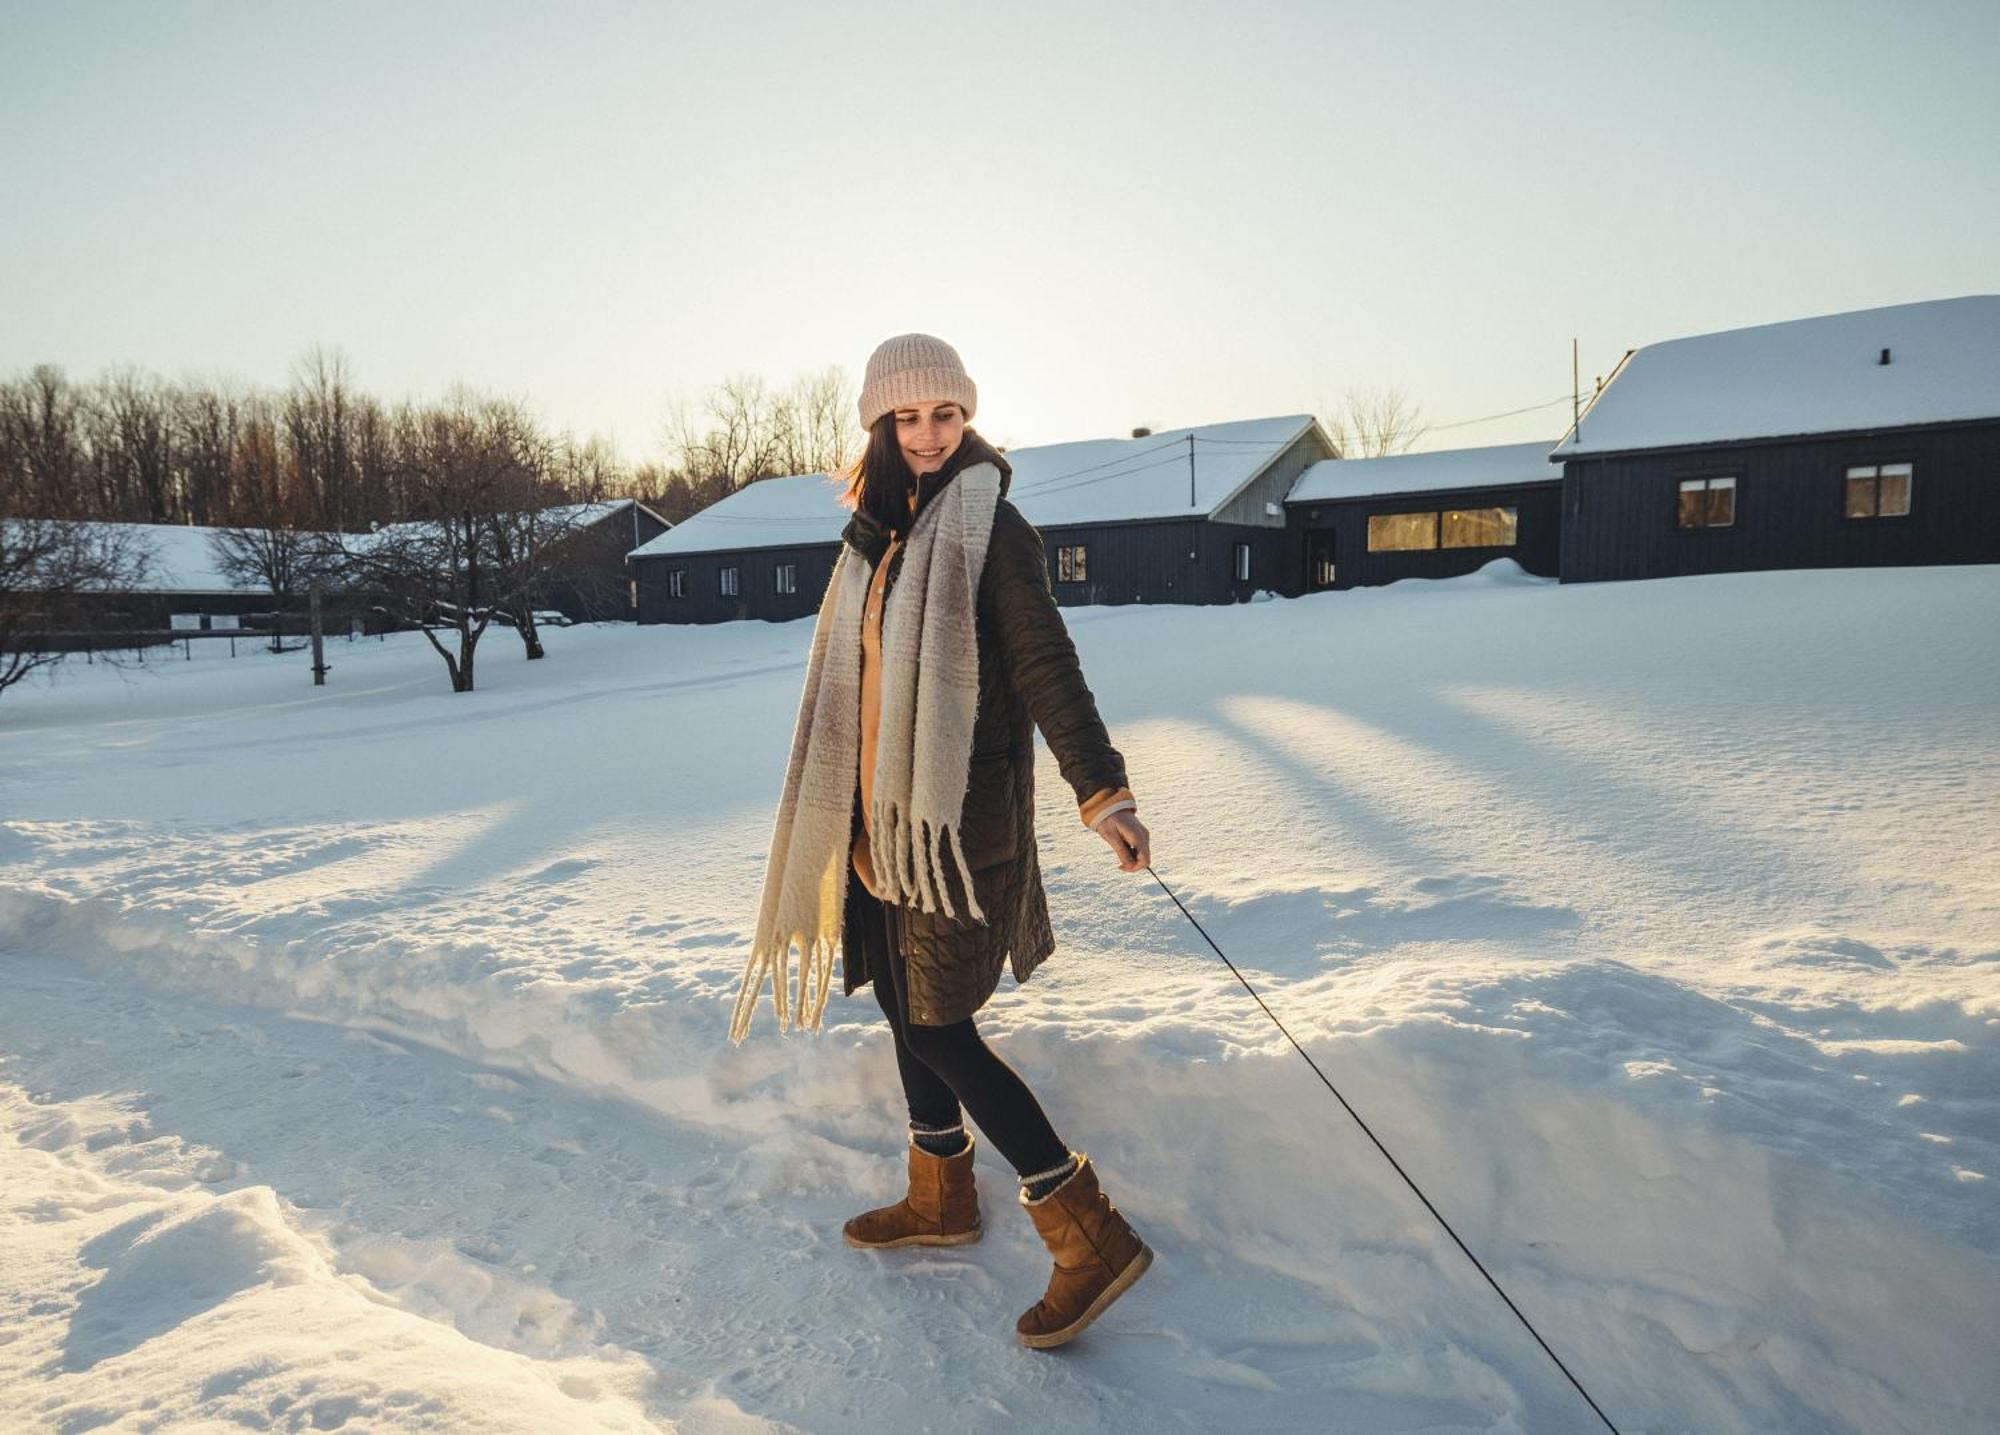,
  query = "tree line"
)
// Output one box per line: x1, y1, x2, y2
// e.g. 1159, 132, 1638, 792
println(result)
0, 346, 861, 699
0, 346, 859, 531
